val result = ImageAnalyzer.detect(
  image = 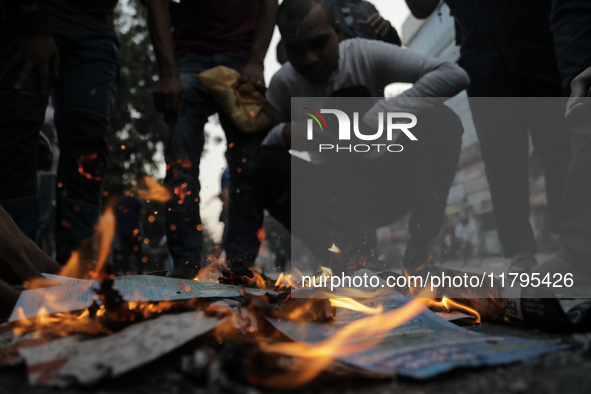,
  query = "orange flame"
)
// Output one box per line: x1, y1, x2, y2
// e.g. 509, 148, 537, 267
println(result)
425, 296, 481, 323
260, 286, 435, 388
329, 298, 383, 315
137, 175, 172, 202
328, 243, 341, 253
274, 272, 292, 288
250, 269, 267, 289
77, 153, 101, 181
174, 182, 189, 205
58, 204, 115, 279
